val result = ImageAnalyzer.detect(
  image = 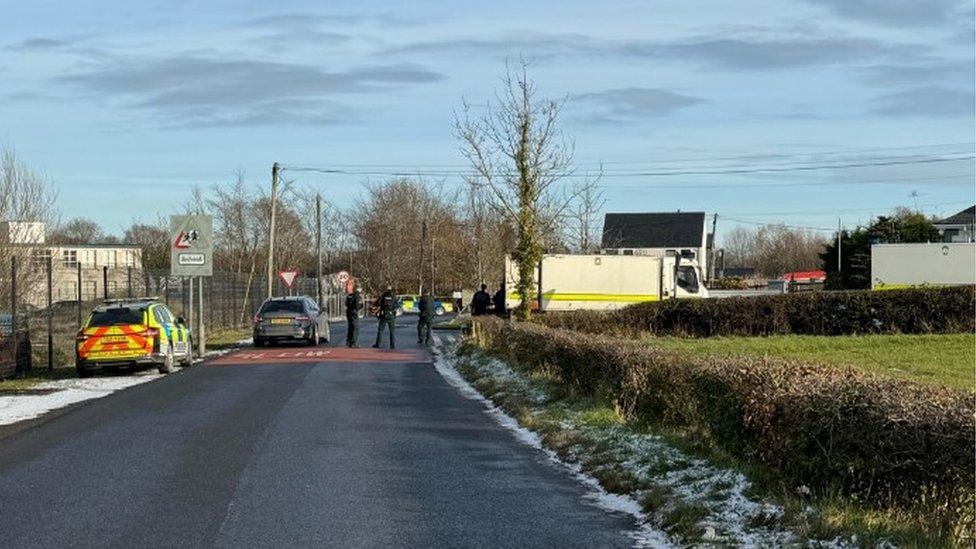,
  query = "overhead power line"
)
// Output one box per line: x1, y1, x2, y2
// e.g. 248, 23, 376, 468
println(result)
282, 154, 974, 180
